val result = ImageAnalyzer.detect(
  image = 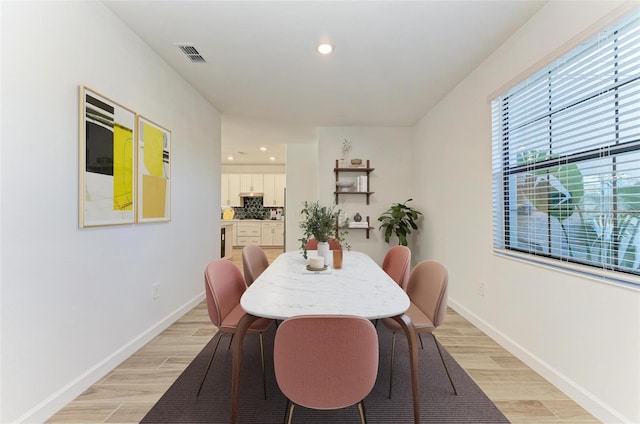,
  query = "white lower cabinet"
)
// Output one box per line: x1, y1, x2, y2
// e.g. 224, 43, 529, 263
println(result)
233, 221, 284, 247
262, 222, 284, 246
235, 222, 262, 246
